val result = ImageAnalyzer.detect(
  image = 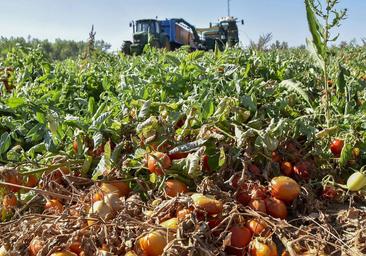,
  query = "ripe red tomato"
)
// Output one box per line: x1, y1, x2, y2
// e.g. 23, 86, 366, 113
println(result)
147, 152, 171, 175
24, 175, 38, 188
249, 199, 267, 213
45, 199, 64, 213
293, 161, 311, 180
330, 139, 344, 156
201, 154, 212, 173
321, 186, 337, 200
164, 179, 188, 197
73, 139, 78, 154
4, 174, 21, 193
271, 151, 282, 163
265, 197, 288, 219
230, 226, 252, 248
191, 194, 223, 215
270, 176, 300, 203
29, 237, 44, 256
236, 190, 251, 205
3, 193, 17, 209
246, 219, 268, 236
108, 181, 131, 197
250, 238, 278, 256
139, 230, 171, 256
280, 162, 293, 176
69, 241, 82, 254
